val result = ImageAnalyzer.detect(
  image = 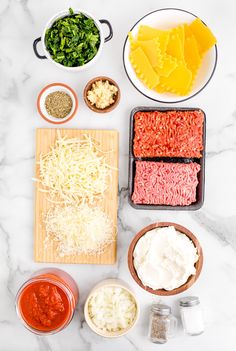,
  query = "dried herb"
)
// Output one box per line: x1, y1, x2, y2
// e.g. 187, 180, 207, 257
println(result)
45, 8, 100, 67
45, 91, 72, 118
